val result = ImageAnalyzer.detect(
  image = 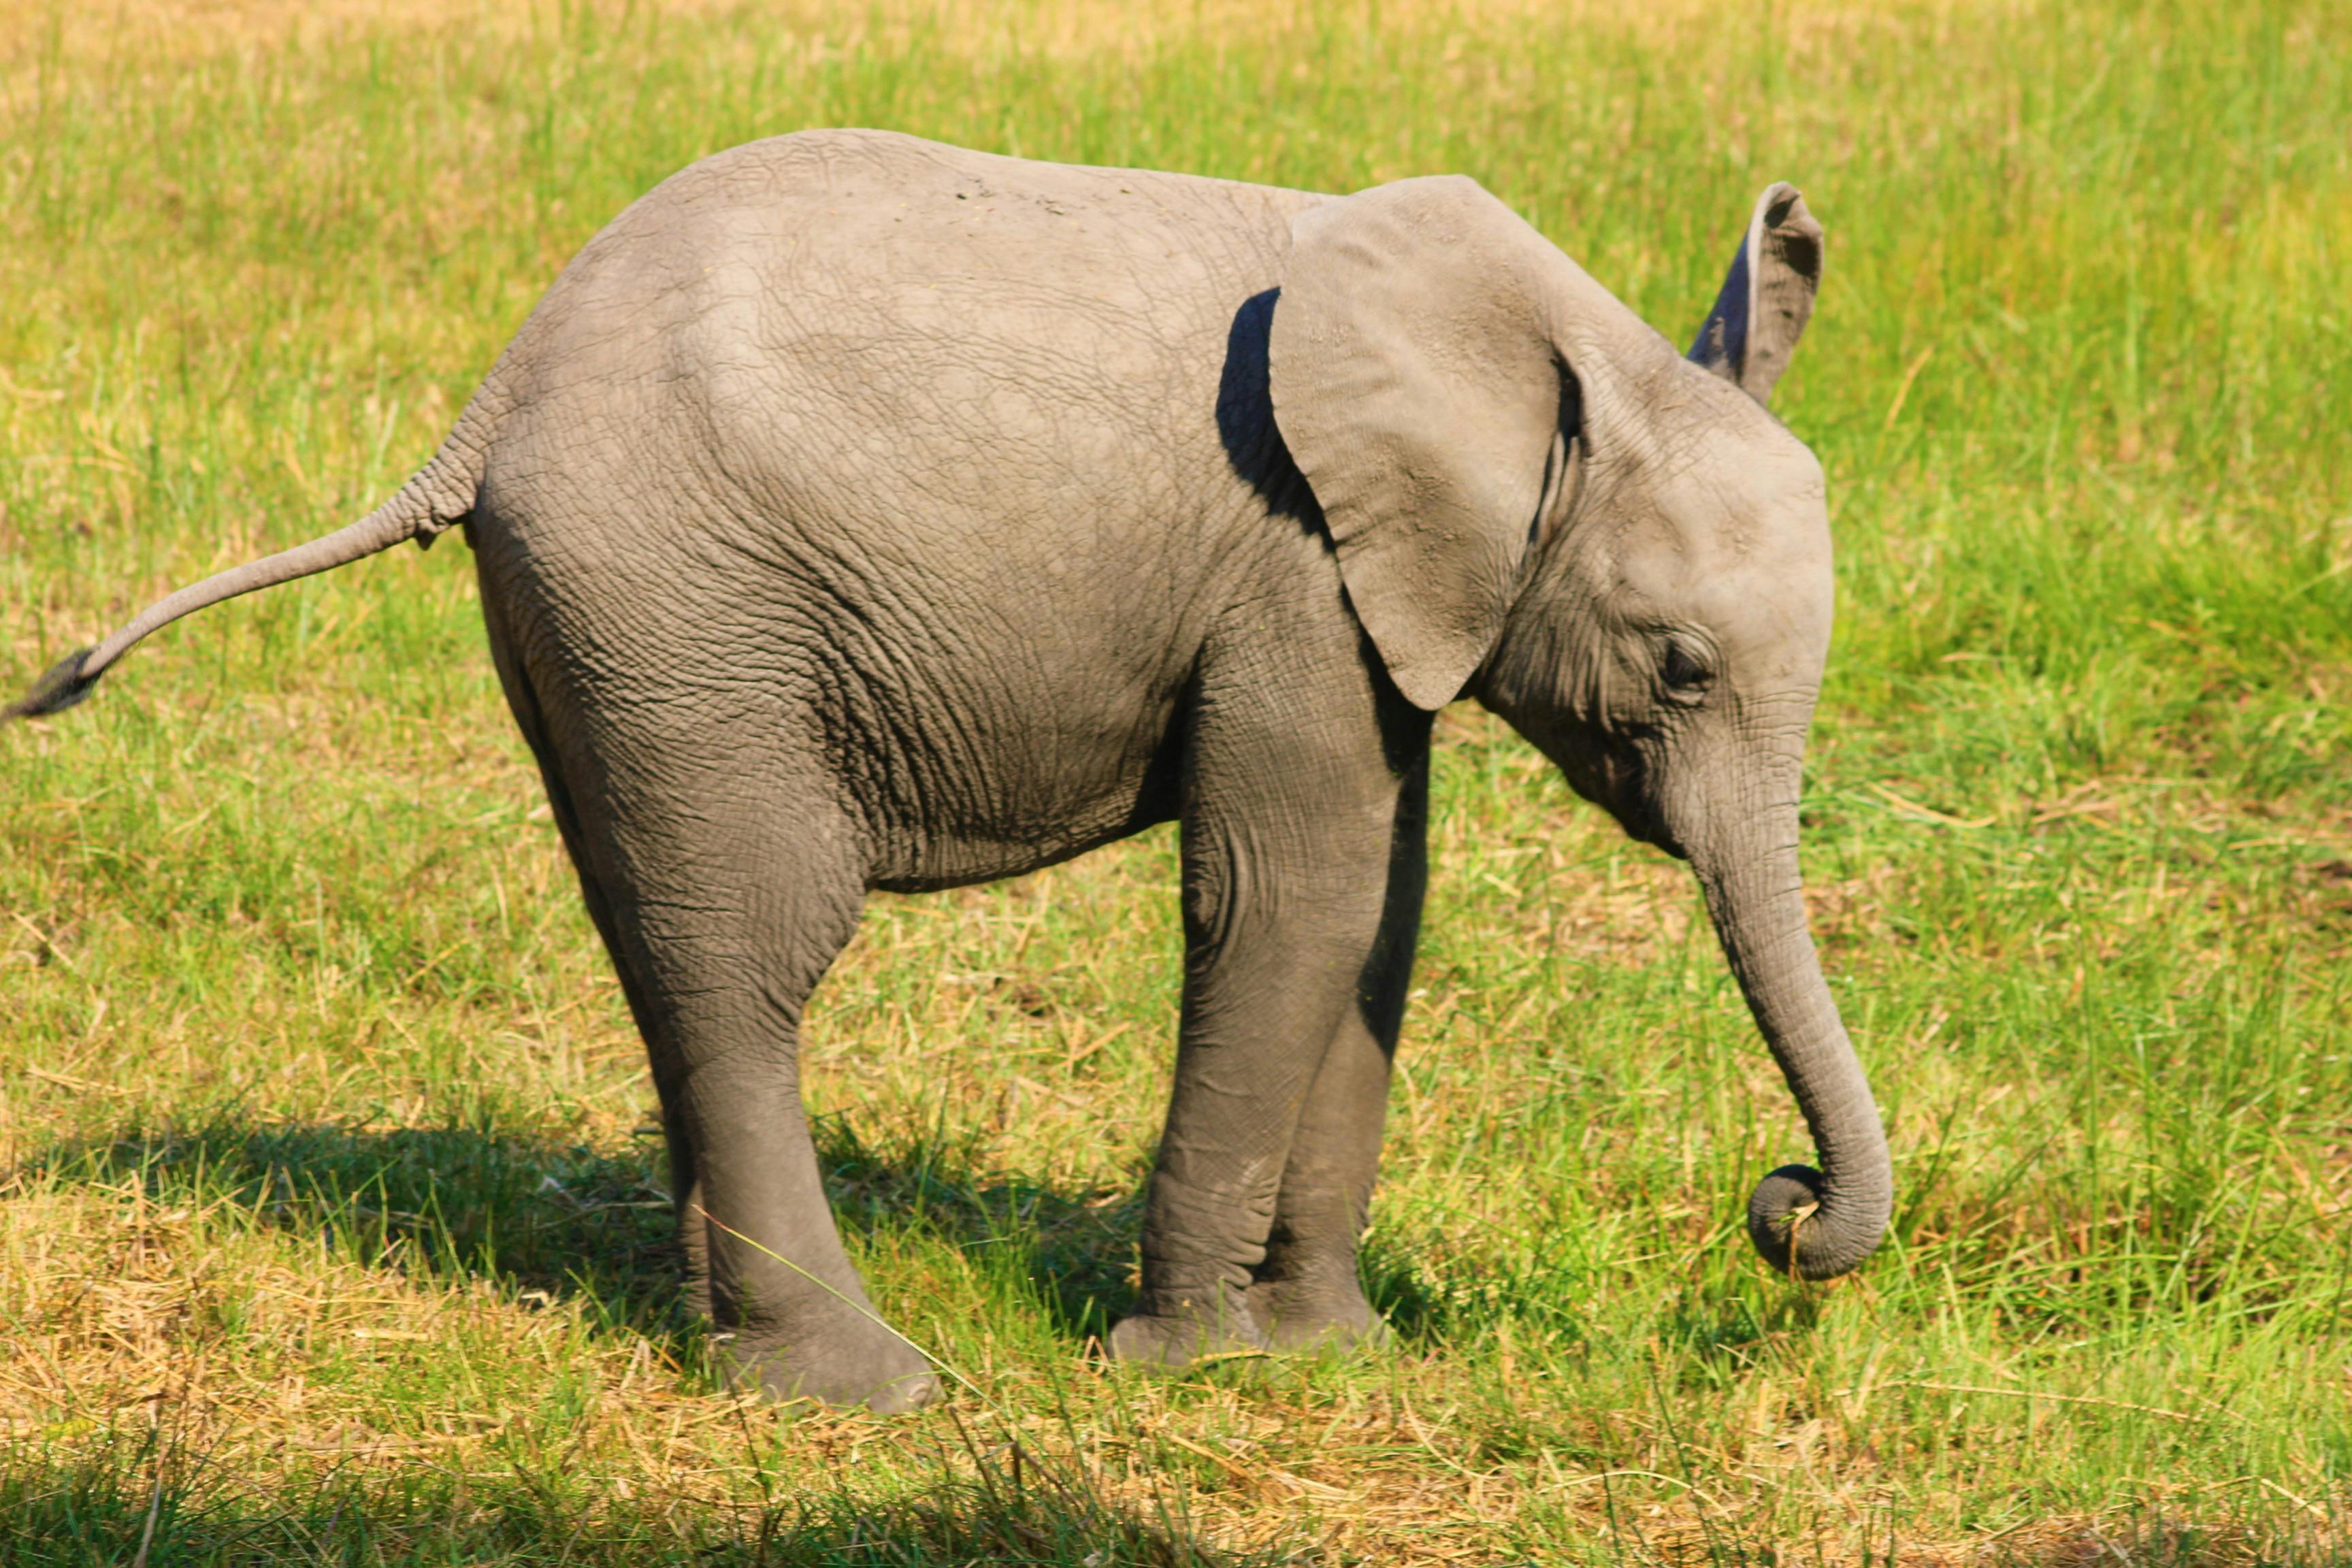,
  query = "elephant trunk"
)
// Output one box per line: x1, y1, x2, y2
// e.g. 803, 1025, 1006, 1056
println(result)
1686, 773, 1891, 1279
